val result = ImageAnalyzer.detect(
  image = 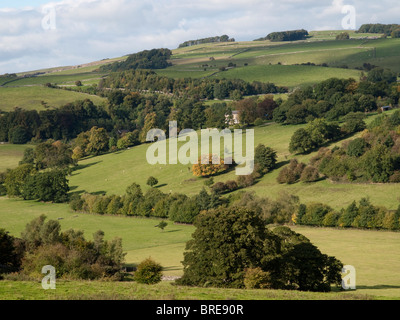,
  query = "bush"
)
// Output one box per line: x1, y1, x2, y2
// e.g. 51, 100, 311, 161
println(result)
225, 180, 238, 192
300, 166, 320, 182
192, 154, 228, 177
244, 267, 272, 289
134, 258, 163, 284
22, 170, 70, 203
236, 174, 255, 188
146, 176, 158, 187
211, 182, 228, 194
346, 138, 368, 157
254, 144, 277, 175
301, 203, 334, 226
277, 159, 306, 184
